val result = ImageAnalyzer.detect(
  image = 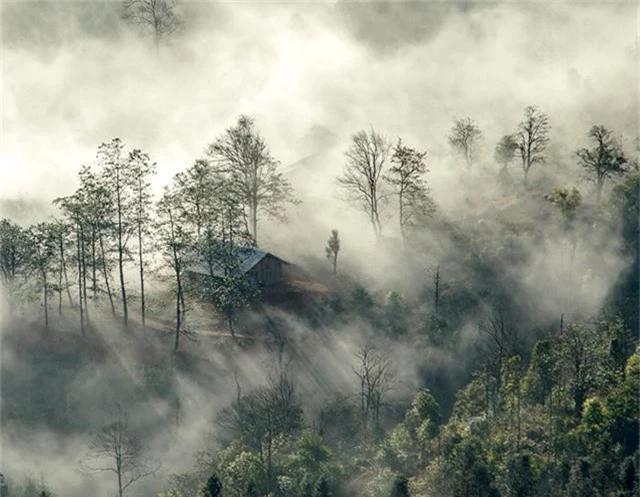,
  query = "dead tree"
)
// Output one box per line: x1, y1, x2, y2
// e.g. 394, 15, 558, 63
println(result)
338, 129, 391, 239
353, 345, 395, 434
82, 407, 158, 497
